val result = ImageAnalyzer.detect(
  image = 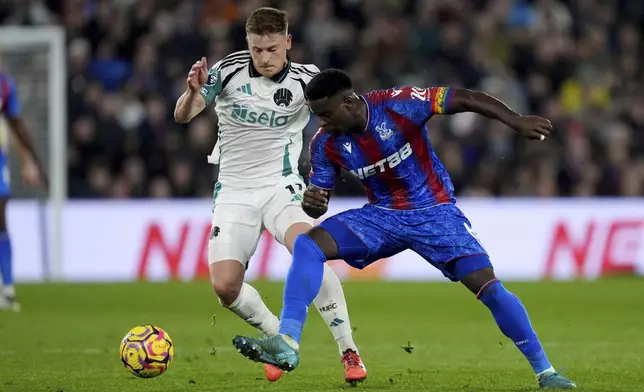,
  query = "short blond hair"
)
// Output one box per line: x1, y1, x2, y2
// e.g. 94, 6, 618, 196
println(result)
245, 7, 288, 35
